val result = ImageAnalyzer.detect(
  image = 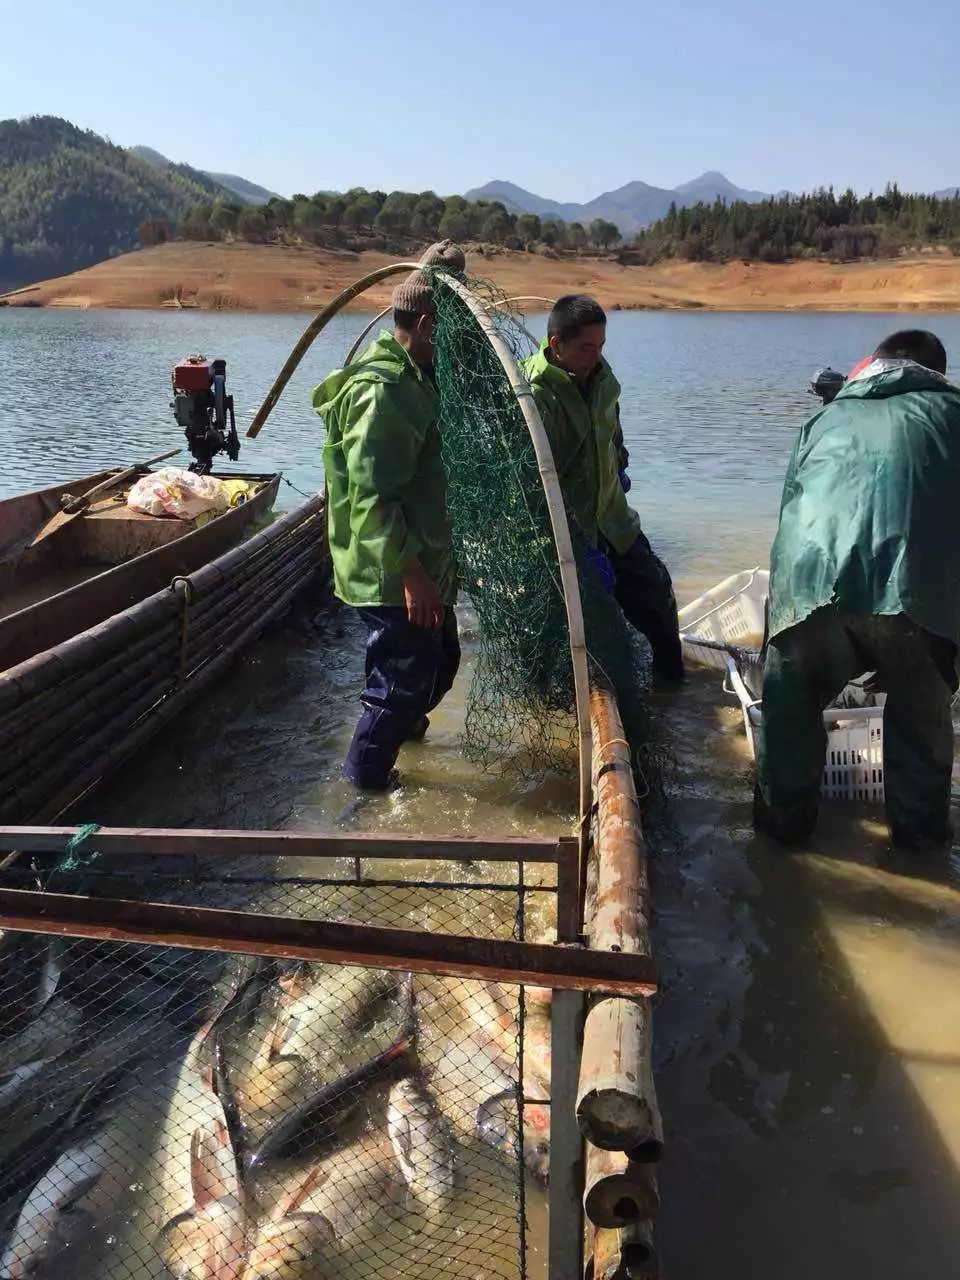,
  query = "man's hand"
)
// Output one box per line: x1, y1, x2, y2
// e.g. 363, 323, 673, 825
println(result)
402, 557, 445, 629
